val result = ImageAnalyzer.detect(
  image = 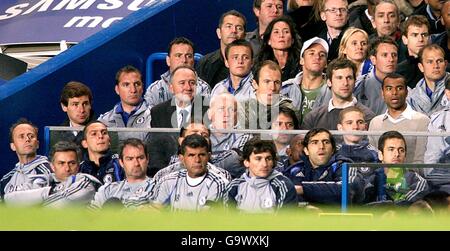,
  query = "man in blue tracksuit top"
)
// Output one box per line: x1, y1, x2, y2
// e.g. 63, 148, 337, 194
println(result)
336, 106, 379, 180
283, 128, 364, 204
79, 121, 124, 186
